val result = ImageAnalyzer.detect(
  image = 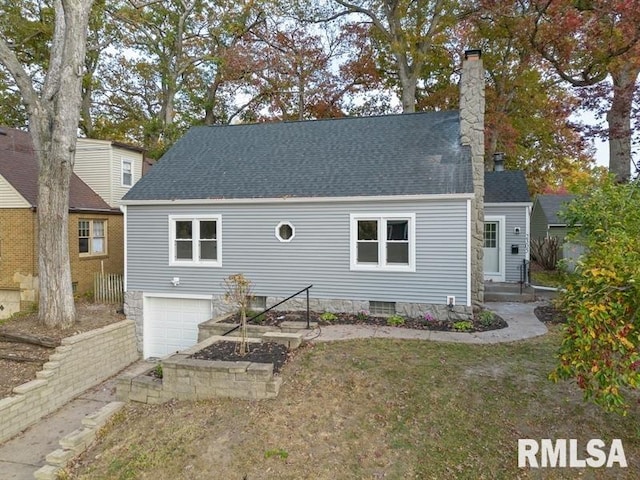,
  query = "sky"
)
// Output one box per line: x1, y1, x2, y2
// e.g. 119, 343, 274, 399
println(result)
576, 110, 609, 169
